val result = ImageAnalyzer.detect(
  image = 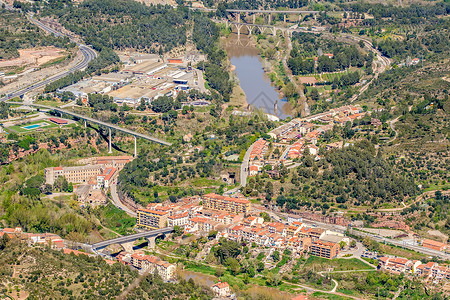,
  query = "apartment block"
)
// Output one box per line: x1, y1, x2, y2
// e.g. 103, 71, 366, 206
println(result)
202, 193, 251, 215
130, 253, 175, 281
137, 209, 168, 230
167, 212, 189, 227
310, 240, 340, 259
